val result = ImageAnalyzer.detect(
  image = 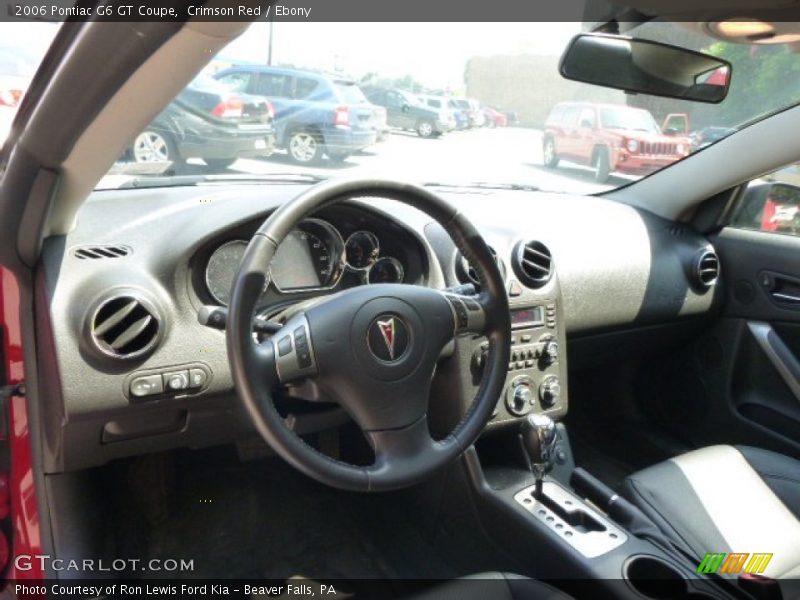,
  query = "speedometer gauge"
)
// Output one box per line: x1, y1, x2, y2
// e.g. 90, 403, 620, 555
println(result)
367, 257, 405, 284
270, 219, 345, 293
345, 231, 379, 270
205, 240, 248, 305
